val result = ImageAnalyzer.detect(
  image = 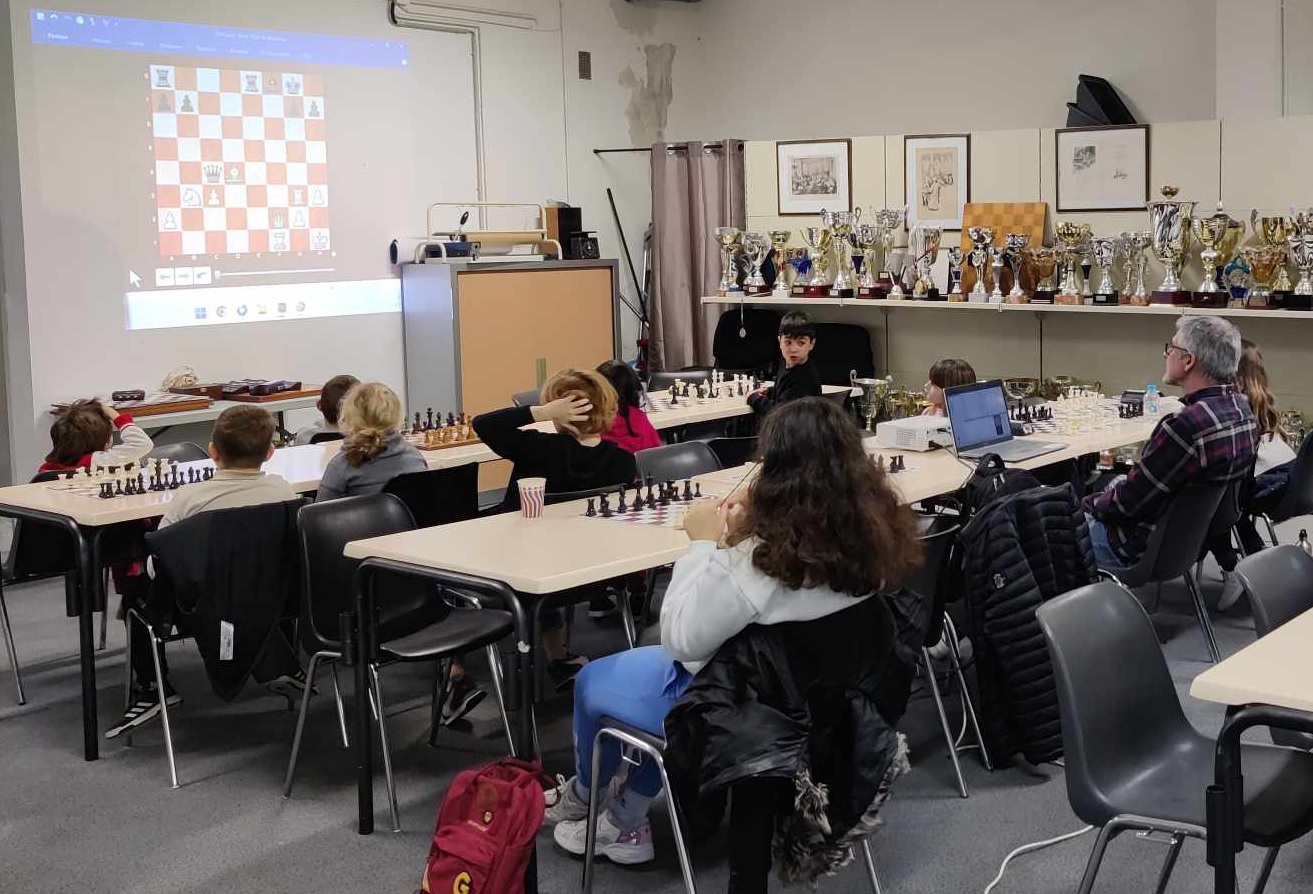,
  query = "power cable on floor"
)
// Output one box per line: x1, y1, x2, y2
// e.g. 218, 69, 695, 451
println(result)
982, 825, 1094, 894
